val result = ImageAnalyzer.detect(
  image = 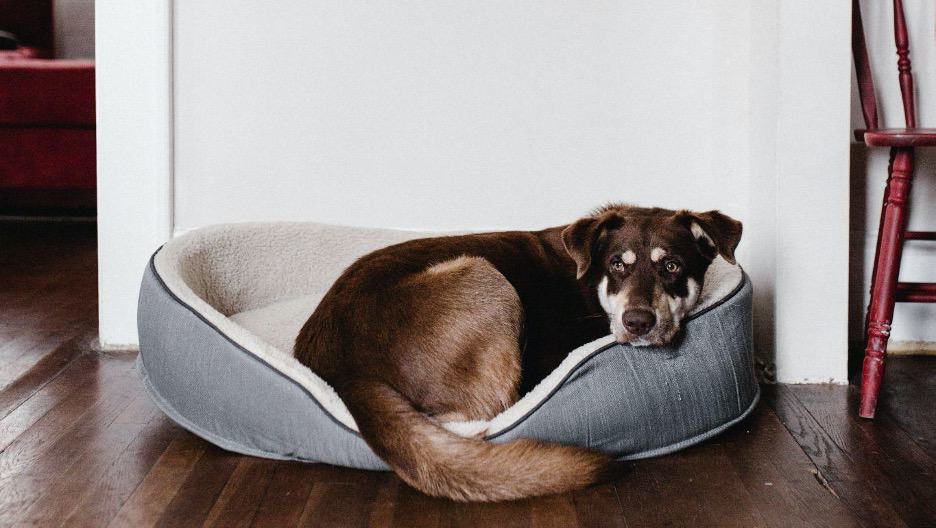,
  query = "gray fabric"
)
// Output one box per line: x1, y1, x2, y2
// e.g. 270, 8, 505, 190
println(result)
138, 264, 387, 469
138, 253, 758, 470
488, 275, 758, 459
